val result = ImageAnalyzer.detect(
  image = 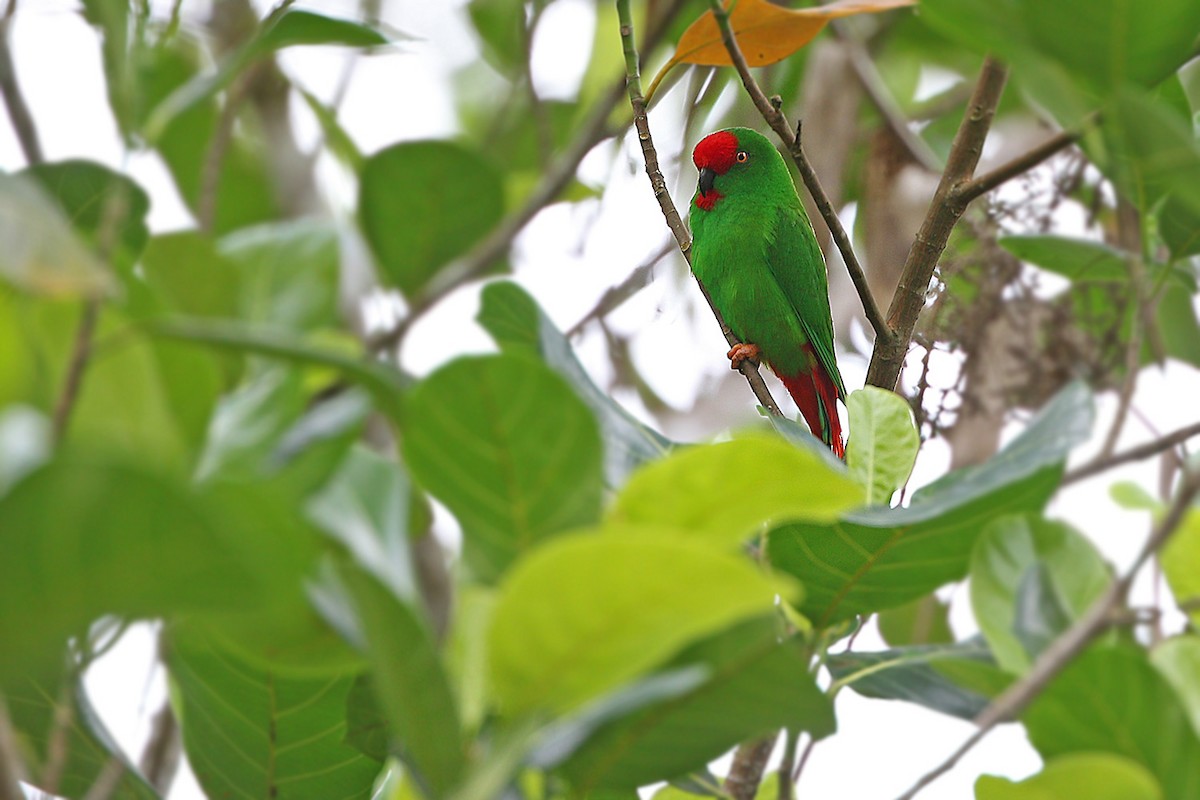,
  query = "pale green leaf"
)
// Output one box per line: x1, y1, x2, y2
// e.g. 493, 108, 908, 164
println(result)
975, 753, 1161, 800
845, 386, 919, 506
